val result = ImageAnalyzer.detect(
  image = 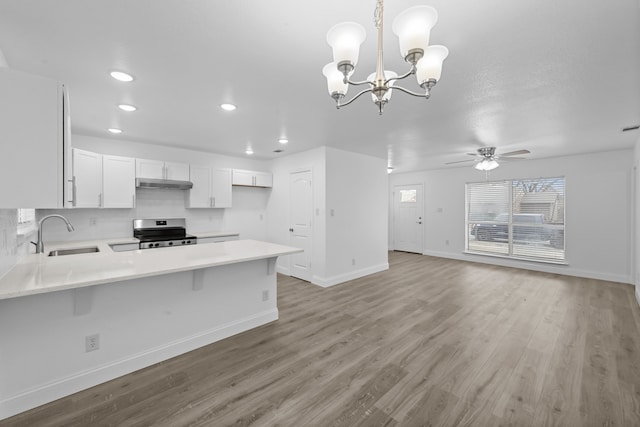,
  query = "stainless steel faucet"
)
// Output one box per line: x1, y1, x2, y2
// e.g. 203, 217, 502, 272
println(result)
32, 214, 75, 254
